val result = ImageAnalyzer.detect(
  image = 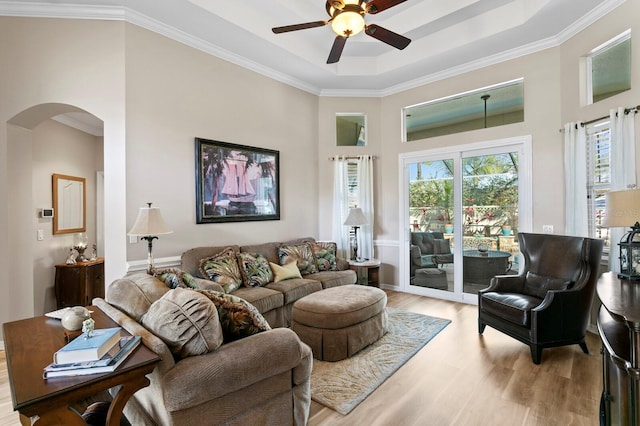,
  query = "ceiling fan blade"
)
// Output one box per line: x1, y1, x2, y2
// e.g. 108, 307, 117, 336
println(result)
365, 24, 411, 49
366, 0, 407, 14
327, 36, 348, 64
272, 21, 328, 34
